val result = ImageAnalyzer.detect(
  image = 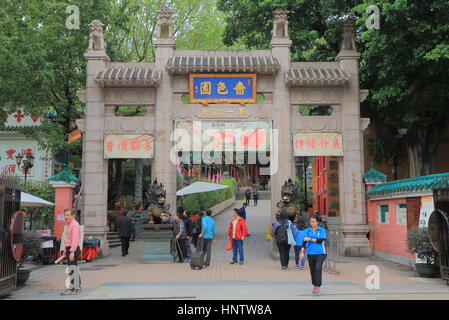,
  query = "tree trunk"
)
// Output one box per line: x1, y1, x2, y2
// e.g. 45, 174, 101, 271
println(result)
408, 126, 439, 177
